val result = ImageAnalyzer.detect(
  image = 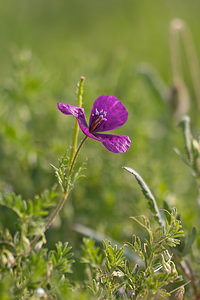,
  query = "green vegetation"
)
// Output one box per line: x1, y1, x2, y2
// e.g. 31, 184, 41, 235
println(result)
0, 1, 200, 298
